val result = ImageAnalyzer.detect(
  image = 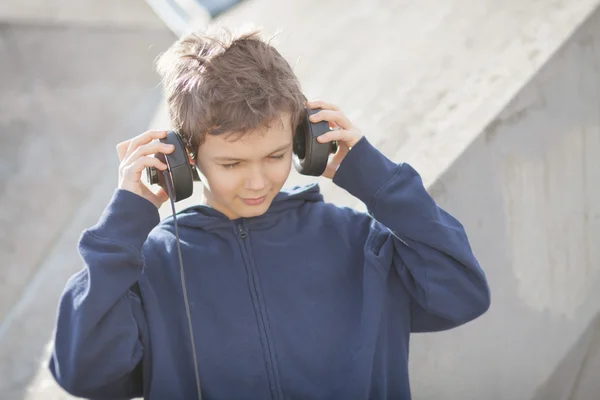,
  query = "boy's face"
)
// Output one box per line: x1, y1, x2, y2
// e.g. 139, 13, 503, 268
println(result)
195, 112, 294, 220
